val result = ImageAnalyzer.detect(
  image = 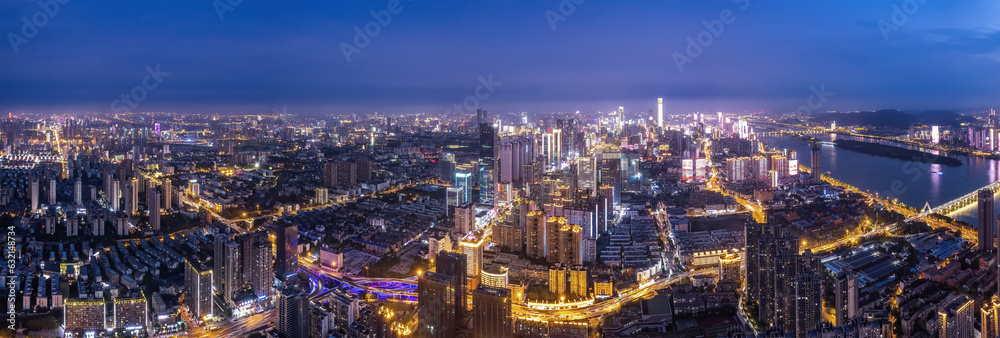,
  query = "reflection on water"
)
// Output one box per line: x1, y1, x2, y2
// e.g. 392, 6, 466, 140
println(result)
759, 133, 998, 226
